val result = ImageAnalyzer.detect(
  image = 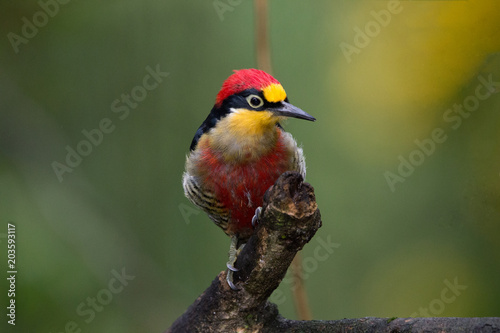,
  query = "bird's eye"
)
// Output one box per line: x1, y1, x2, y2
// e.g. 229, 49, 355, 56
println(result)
246, 95, 264, 108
